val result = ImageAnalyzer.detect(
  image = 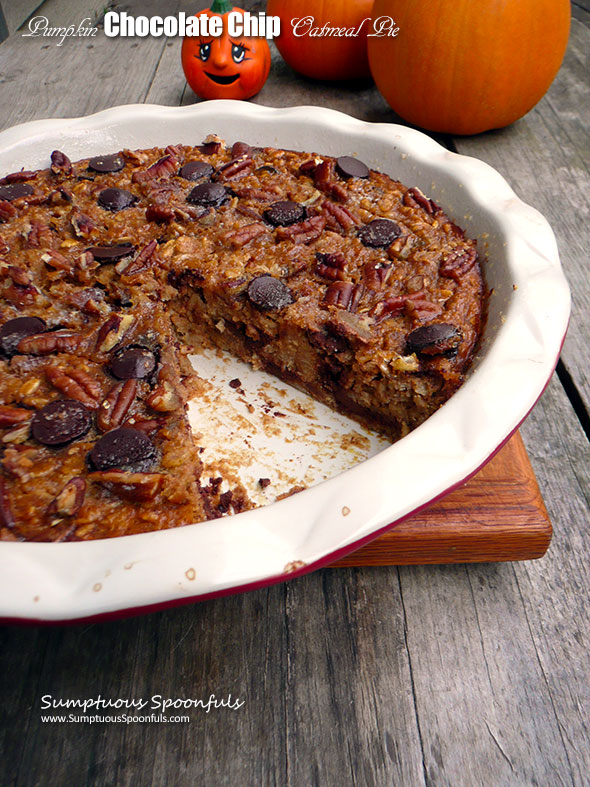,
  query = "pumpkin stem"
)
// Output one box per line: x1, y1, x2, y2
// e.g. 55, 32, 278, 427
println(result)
210, 0, 234, 14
